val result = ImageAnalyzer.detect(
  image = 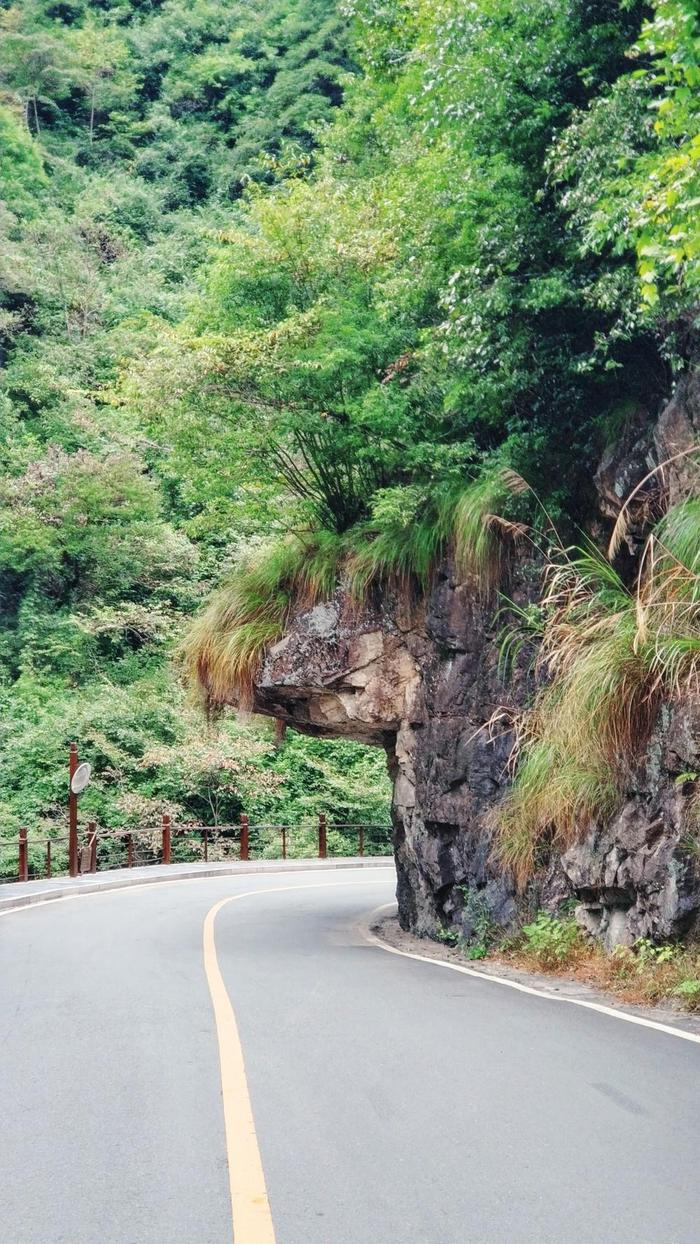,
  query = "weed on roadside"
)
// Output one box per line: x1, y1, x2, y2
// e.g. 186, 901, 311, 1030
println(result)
504, 915, 700, 1012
